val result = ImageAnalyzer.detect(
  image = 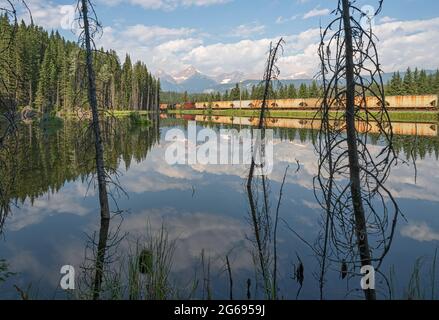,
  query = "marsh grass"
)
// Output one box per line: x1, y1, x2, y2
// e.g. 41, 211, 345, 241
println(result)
76, 223, 176, 300
169, 109, 438, 123
388, 249, 439, 300
126, 224, 176, 300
